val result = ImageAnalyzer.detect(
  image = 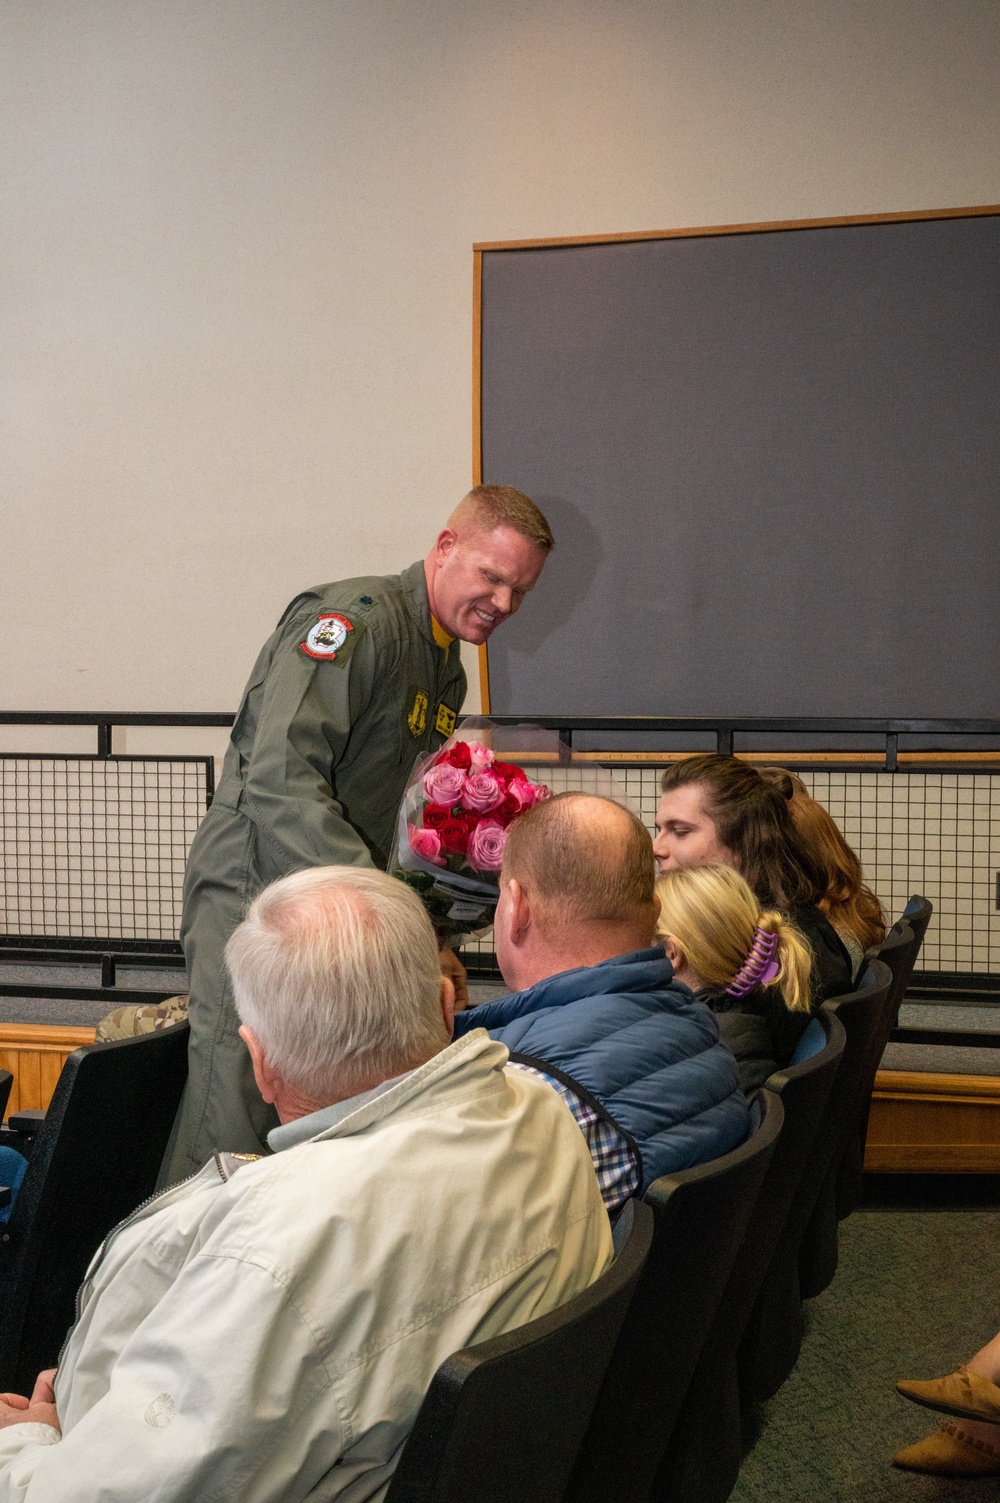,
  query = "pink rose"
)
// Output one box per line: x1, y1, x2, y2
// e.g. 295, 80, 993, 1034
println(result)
467, 819, 507, 871
505, 779, 536, 813
460, 770, 506, 814
505, 777, 550, 812
408, 823, 445, 866
468, 743, 495, 771
422, 761, 466, 806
